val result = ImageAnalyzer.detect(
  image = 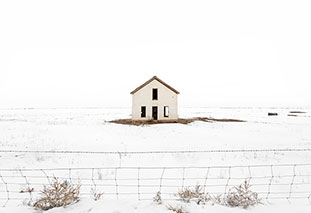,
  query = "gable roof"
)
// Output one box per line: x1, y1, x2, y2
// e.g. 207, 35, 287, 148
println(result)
130, 76, 180, 95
